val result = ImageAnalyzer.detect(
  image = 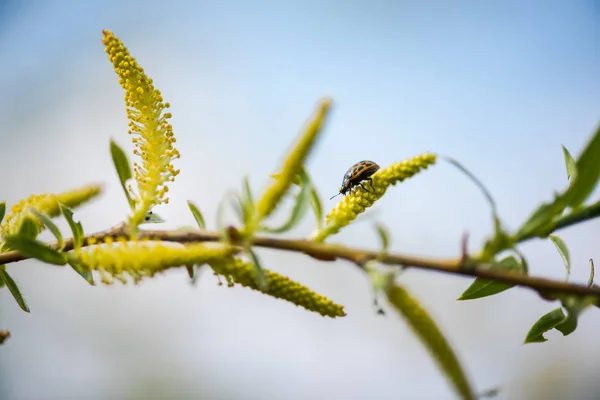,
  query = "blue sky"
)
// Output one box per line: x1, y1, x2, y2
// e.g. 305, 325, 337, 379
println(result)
1, 1, 599, 399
